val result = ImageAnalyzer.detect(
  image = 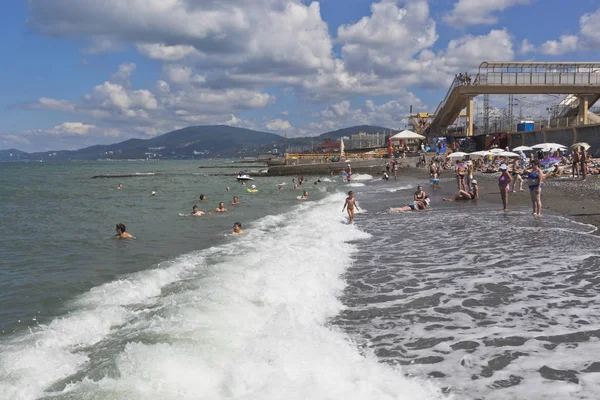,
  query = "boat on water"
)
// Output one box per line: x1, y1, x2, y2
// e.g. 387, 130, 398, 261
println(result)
236, 172, 254, 181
